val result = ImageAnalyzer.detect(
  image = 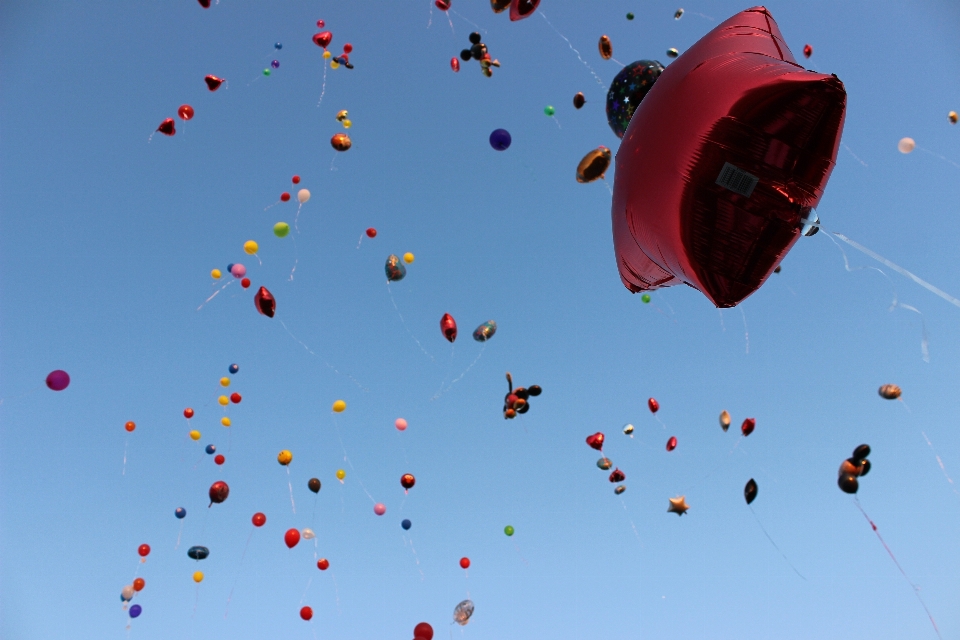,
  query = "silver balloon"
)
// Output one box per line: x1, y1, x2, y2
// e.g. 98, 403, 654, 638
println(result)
453, 599, 475, 626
